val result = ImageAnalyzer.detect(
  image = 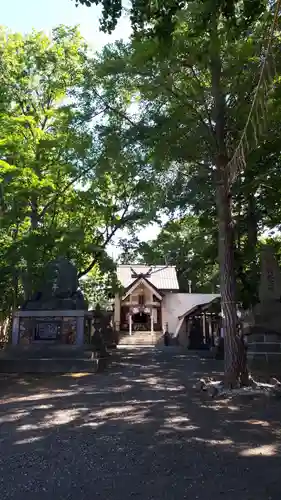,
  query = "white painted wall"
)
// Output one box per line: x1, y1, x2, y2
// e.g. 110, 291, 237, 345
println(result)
177, 319, 190, 348
162, 293, 220, 335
